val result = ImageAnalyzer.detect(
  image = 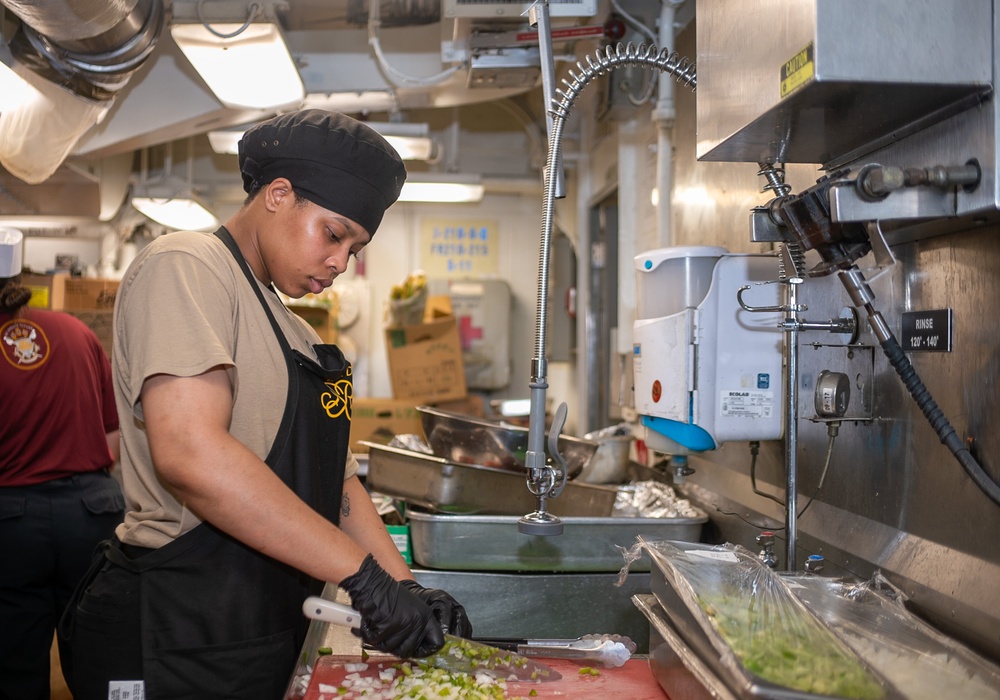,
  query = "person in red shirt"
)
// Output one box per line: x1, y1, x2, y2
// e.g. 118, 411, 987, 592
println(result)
0, 228, 124, 700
